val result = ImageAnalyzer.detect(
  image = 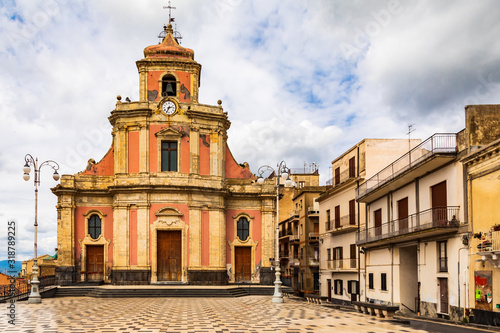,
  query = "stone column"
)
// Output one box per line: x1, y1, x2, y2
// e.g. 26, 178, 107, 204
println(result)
189, 207, 201, 267
139, 124, 149, 173
136, 204, 150, 267
113, 205, 129, 268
